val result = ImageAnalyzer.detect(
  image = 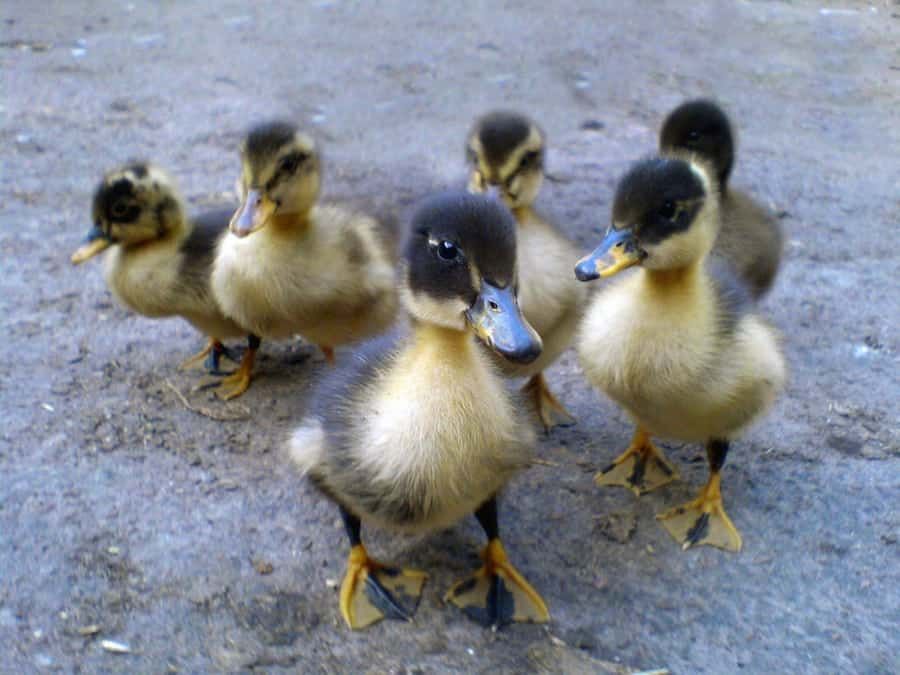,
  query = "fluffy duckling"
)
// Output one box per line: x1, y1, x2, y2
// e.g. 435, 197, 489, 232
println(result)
660, 99, 783, 298
575, 156, 786, 551
466, 111, 588, 431
71, 162, 253, 375
211, 121, 398, 398
288, 192, 550, 629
